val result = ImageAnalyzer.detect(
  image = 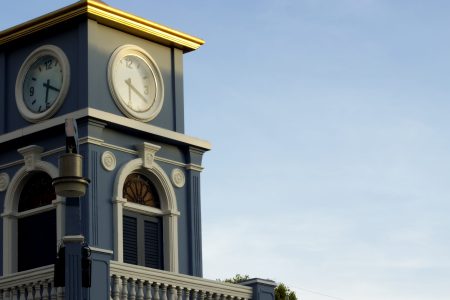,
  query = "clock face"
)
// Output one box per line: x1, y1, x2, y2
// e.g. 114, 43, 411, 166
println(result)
111, 54, 157, 113
108, 45, 164, 122
15, 45, 70, 123
22, 54, 63, 113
